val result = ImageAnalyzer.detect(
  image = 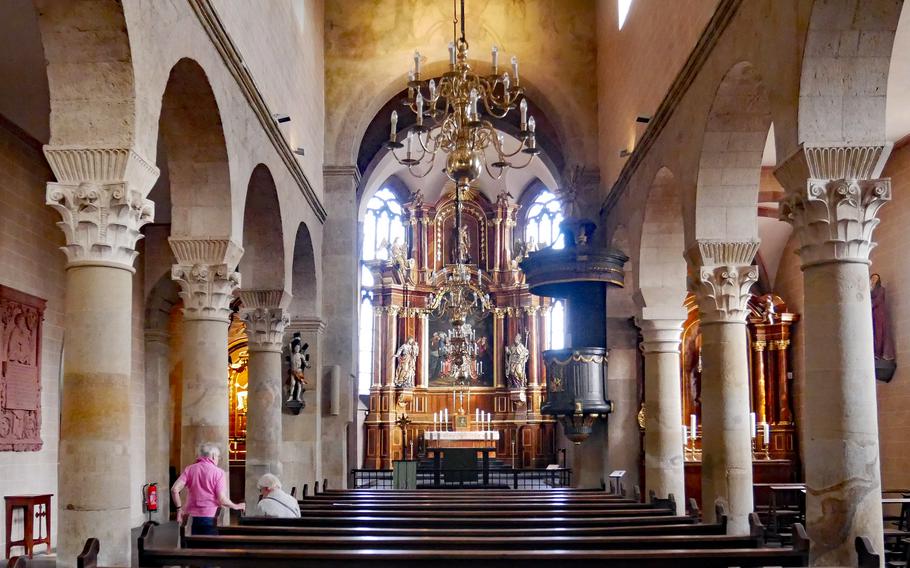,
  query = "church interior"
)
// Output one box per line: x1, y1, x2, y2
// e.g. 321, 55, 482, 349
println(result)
1, 0, 910, 566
